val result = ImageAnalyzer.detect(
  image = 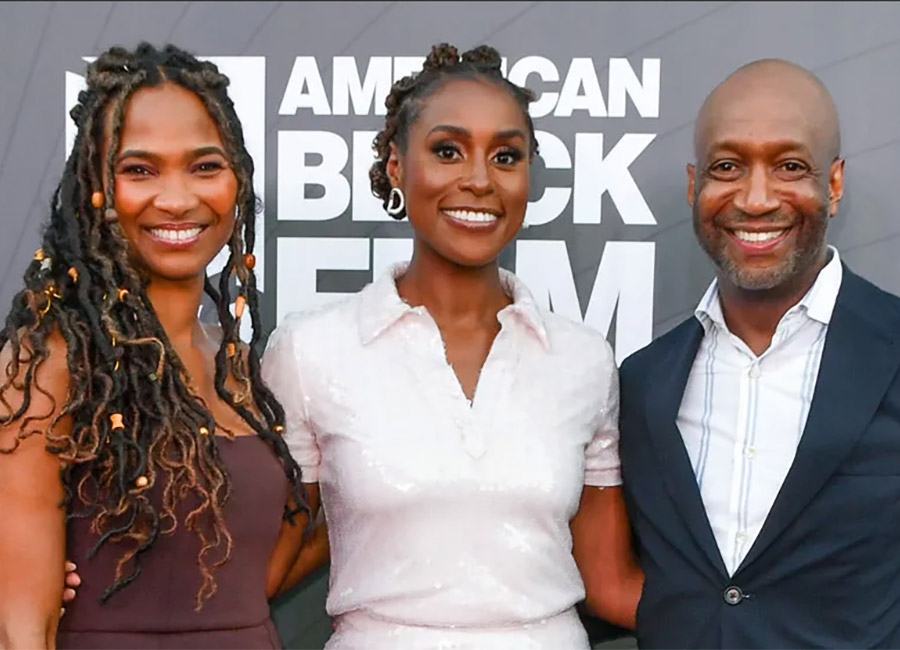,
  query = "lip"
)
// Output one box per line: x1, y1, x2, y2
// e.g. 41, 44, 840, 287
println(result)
143, 222, 208, 249
440, 207, 503, 233
724, 226, 793, 254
